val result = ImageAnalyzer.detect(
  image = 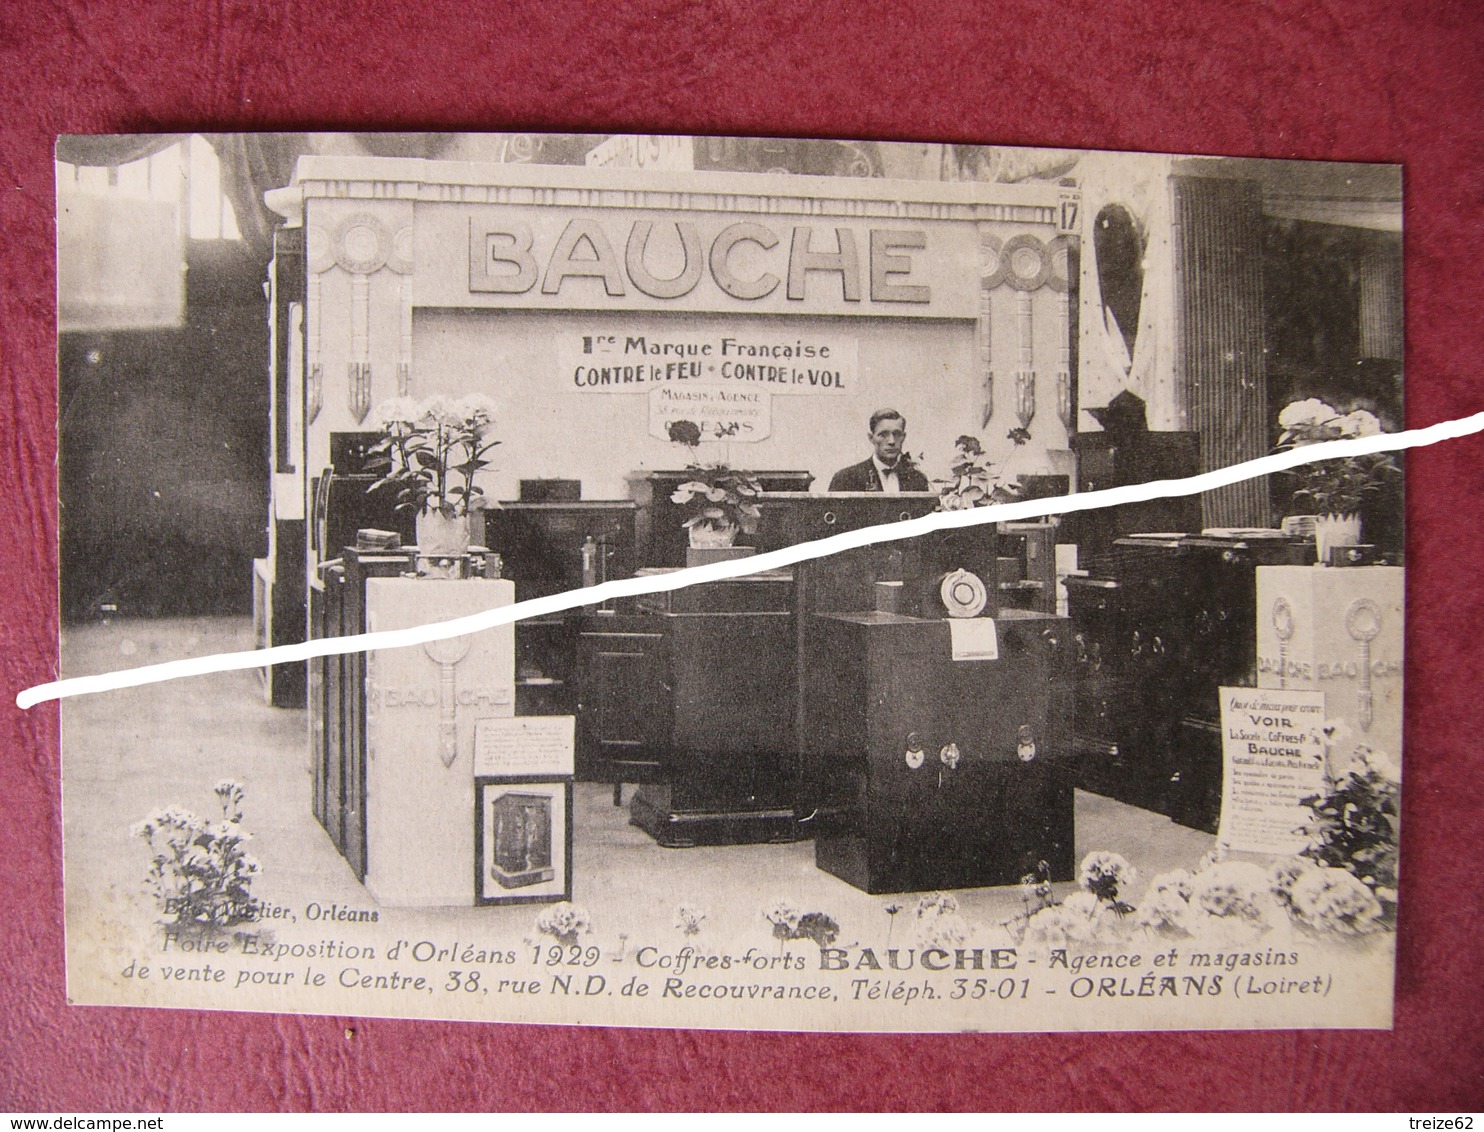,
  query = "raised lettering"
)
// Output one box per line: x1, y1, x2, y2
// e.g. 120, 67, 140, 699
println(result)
710, 222, 781, 300
869, 229, 930, 303
542, 219, 627, 296
472, 221, 538, 294
626, 220, 704, 299
787, 226, 860, 302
